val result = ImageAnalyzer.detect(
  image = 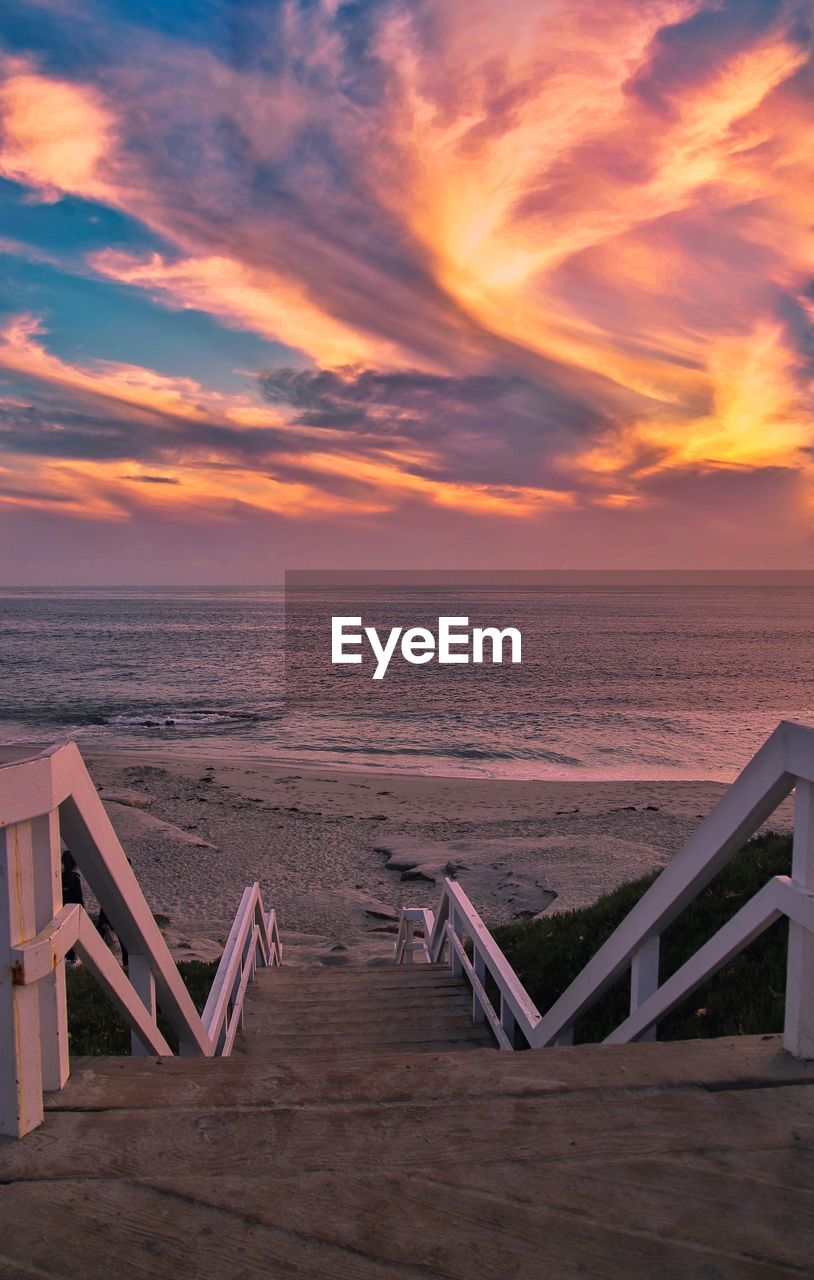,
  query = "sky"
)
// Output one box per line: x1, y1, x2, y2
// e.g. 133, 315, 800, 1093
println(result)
0, 0, 812, 582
